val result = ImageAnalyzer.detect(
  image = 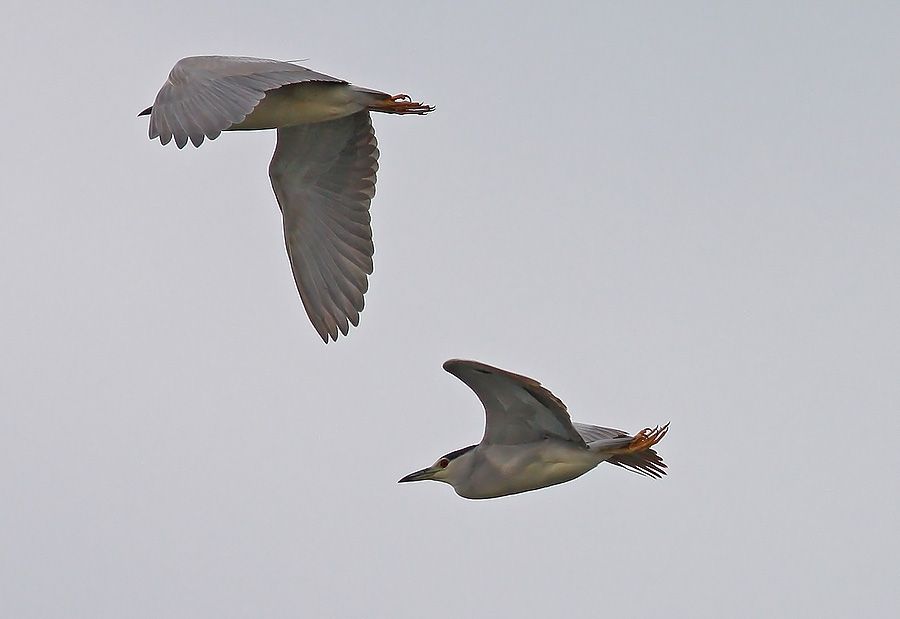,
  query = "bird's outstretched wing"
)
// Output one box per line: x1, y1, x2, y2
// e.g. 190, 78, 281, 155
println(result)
145, 55, 345, 148
443, 359, 588, 447
269, 111, 378, 342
